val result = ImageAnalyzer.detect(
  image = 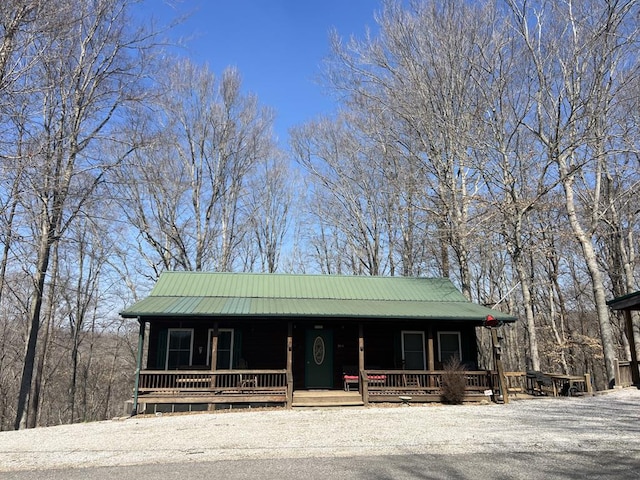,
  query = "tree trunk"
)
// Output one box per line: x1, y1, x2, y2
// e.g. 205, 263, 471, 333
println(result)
514, 257, 540, 371
15, 223, 53, 430
562, 173, 617, 387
